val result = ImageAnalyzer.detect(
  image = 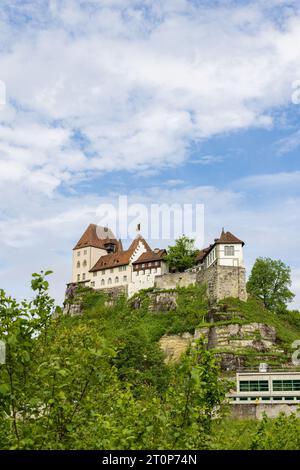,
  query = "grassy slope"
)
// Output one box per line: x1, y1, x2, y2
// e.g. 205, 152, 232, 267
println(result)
66, 285, 300, 369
